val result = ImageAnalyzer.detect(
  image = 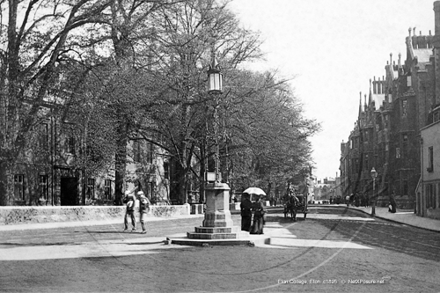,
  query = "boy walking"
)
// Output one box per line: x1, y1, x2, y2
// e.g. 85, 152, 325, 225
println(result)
138, 191, 150, 234
124, 193, 136, 232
